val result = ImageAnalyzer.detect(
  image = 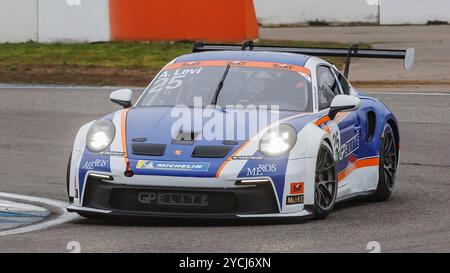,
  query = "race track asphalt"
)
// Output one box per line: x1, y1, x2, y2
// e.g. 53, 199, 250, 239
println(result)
0, 85, 449, 253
